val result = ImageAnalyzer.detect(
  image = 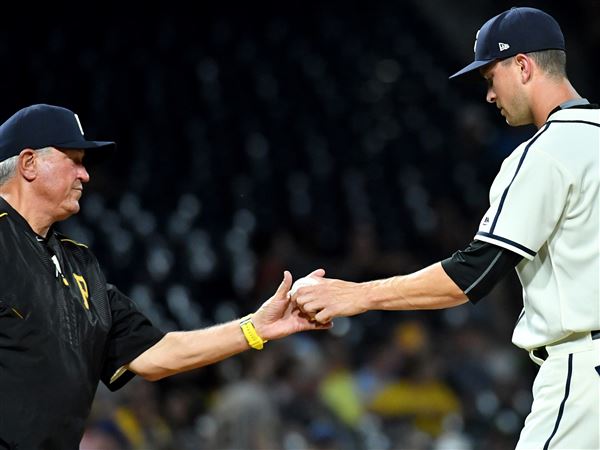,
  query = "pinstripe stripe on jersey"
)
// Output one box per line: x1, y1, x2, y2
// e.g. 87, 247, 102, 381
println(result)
543, 353, 574, 450
490, 122, 551, 234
